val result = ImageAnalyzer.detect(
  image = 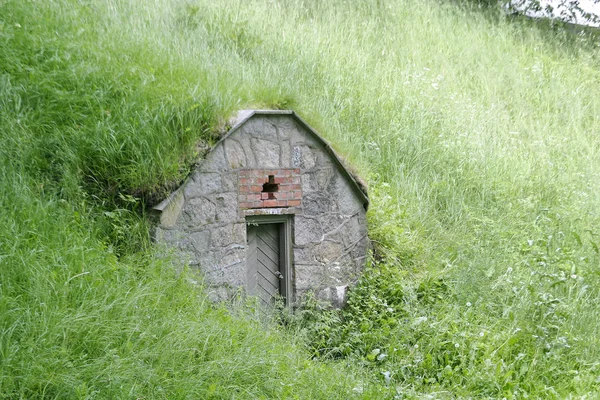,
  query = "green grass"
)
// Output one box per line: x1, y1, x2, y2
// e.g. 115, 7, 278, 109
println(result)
0, 179, 379, 399
2, 0, 600, 398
